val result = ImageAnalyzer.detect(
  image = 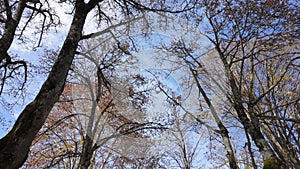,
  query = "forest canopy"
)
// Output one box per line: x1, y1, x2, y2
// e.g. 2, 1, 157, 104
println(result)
0, 0, 299, 168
